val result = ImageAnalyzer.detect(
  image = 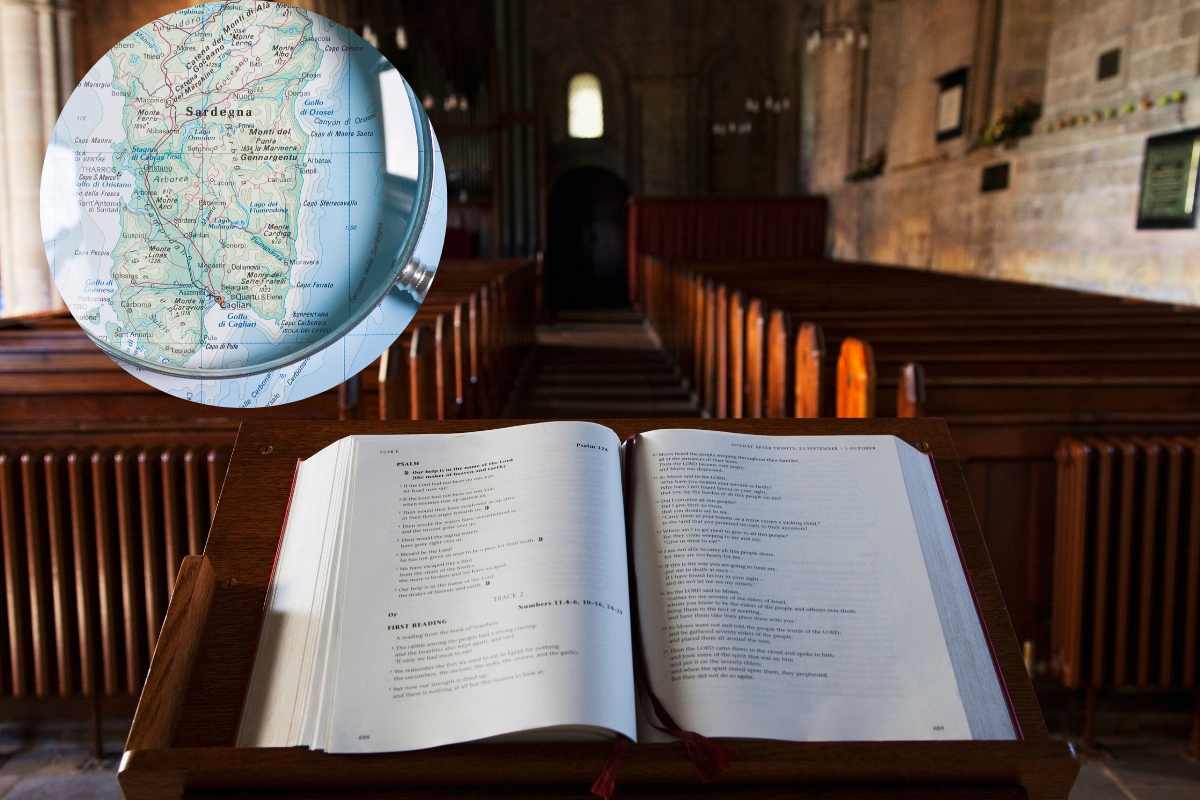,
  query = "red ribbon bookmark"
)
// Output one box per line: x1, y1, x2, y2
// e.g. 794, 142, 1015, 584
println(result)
590, 691, 735, 800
